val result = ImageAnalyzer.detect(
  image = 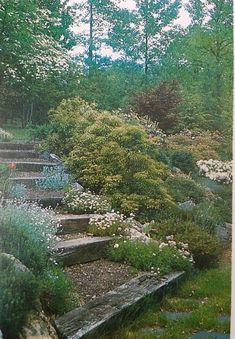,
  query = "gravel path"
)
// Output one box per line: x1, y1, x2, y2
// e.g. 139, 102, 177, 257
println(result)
64, 259, 142, 305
